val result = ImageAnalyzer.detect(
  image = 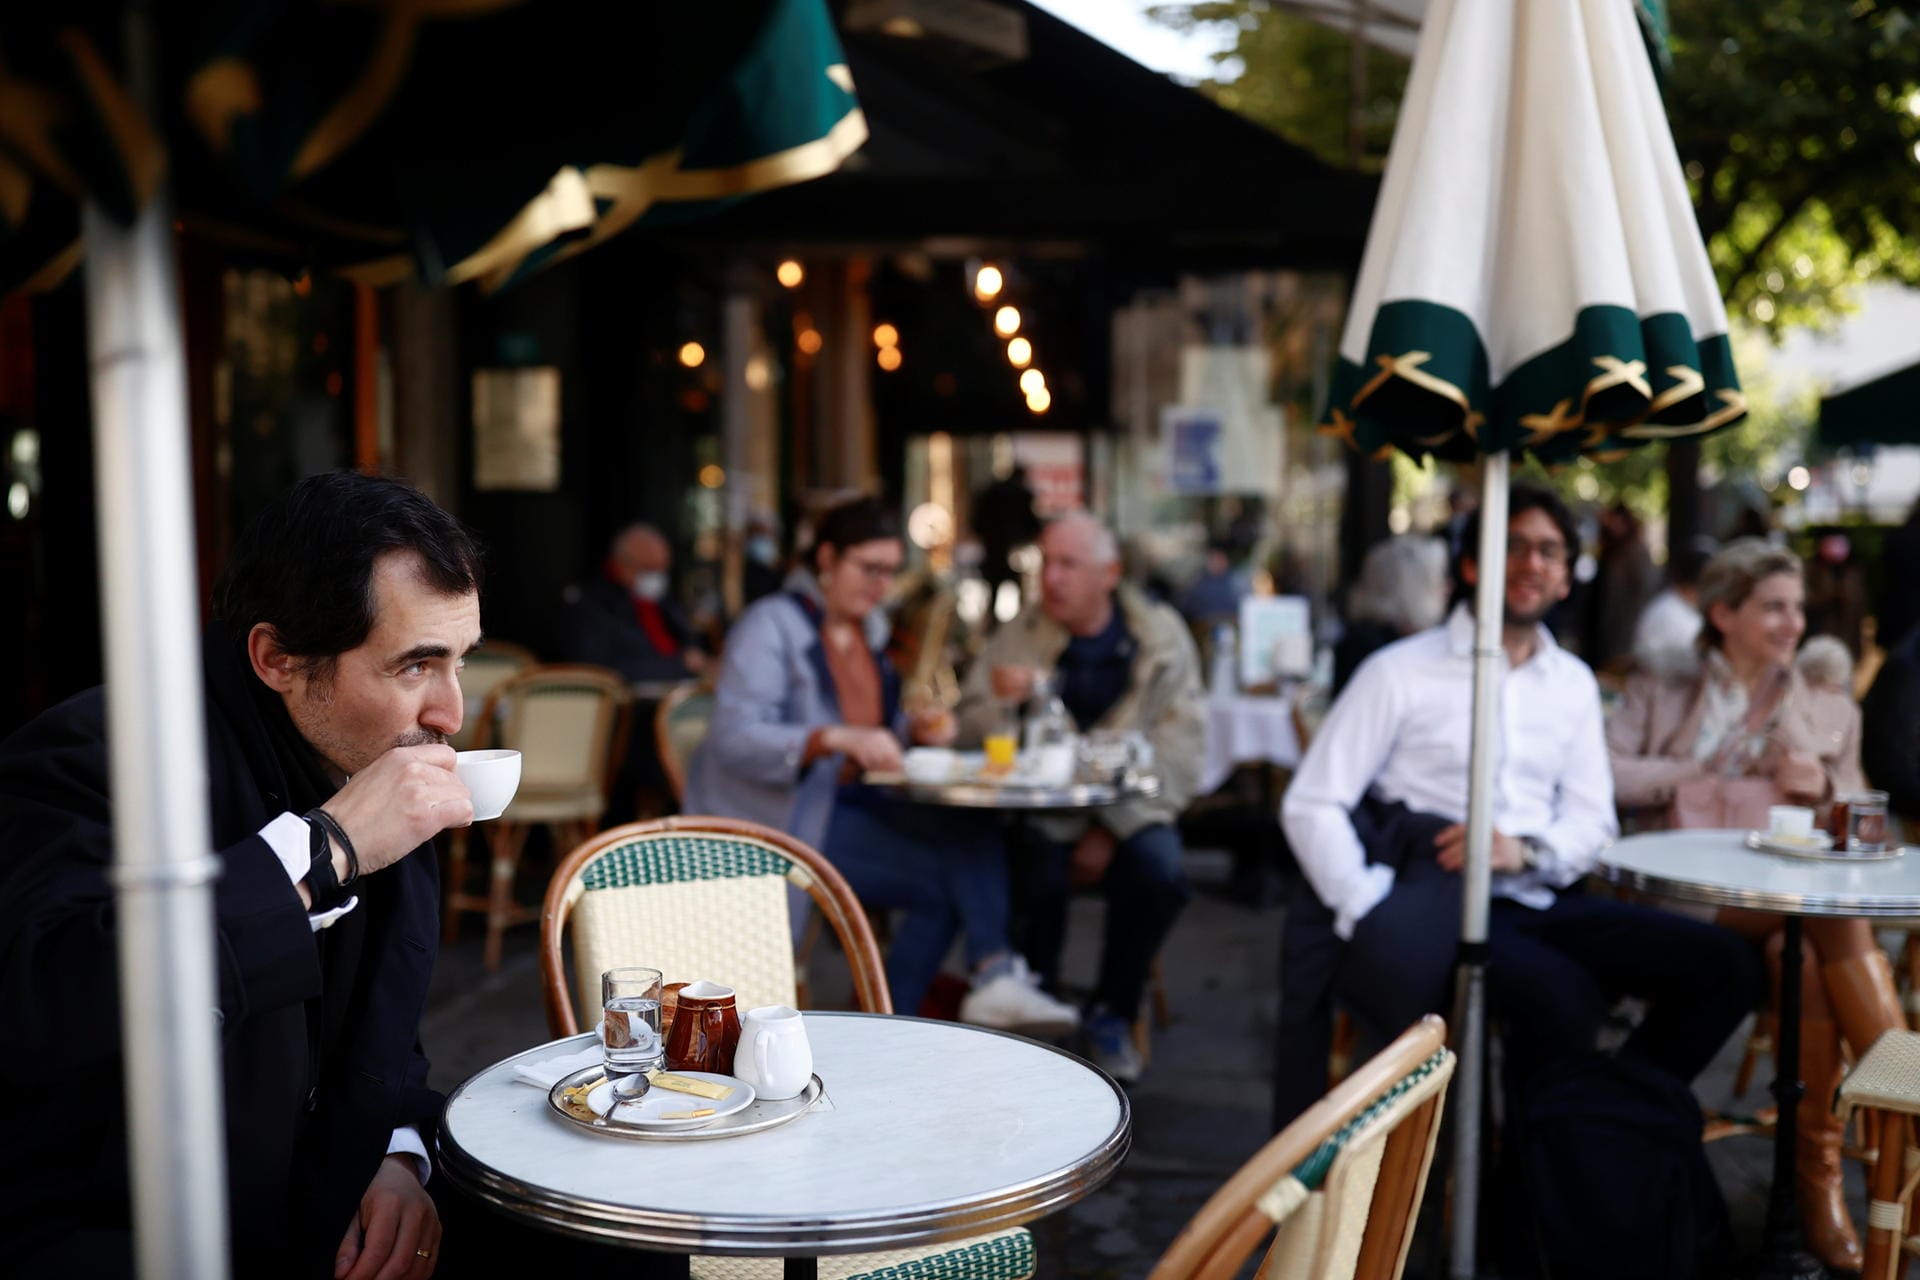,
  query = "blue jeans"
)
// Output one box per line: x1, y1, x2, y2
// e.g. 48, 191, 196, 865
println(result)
821, 794, 1011, 1012
1024, 823, 1190, 1021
